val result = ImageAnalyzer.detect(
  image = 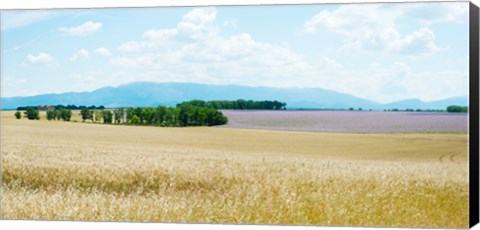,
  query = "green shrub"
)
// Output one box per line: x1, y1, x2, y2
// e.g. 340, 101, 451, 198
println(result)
131, 115, 140, 124
14, 111, 22, 119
